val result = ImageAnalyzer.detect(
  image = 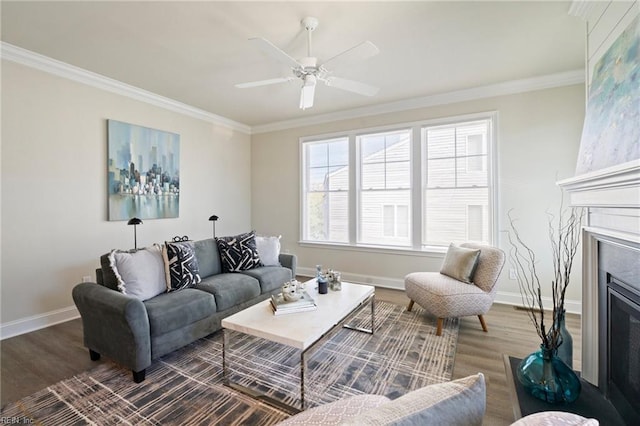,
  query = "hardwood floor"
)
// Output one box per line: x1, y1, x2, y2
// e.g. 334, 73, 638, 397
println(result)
1, 287, 581, 425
